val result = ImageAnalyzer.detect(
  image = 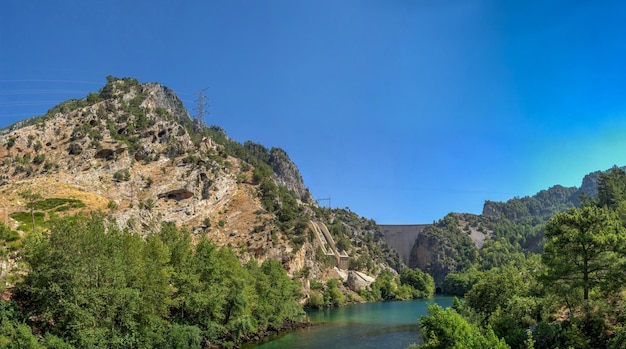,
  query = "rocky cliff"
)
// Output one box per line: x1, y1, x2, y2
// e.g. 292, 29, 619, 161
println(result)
396, 168, 623, 287
0, 77, 396, 300
269, 147, 310, 202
